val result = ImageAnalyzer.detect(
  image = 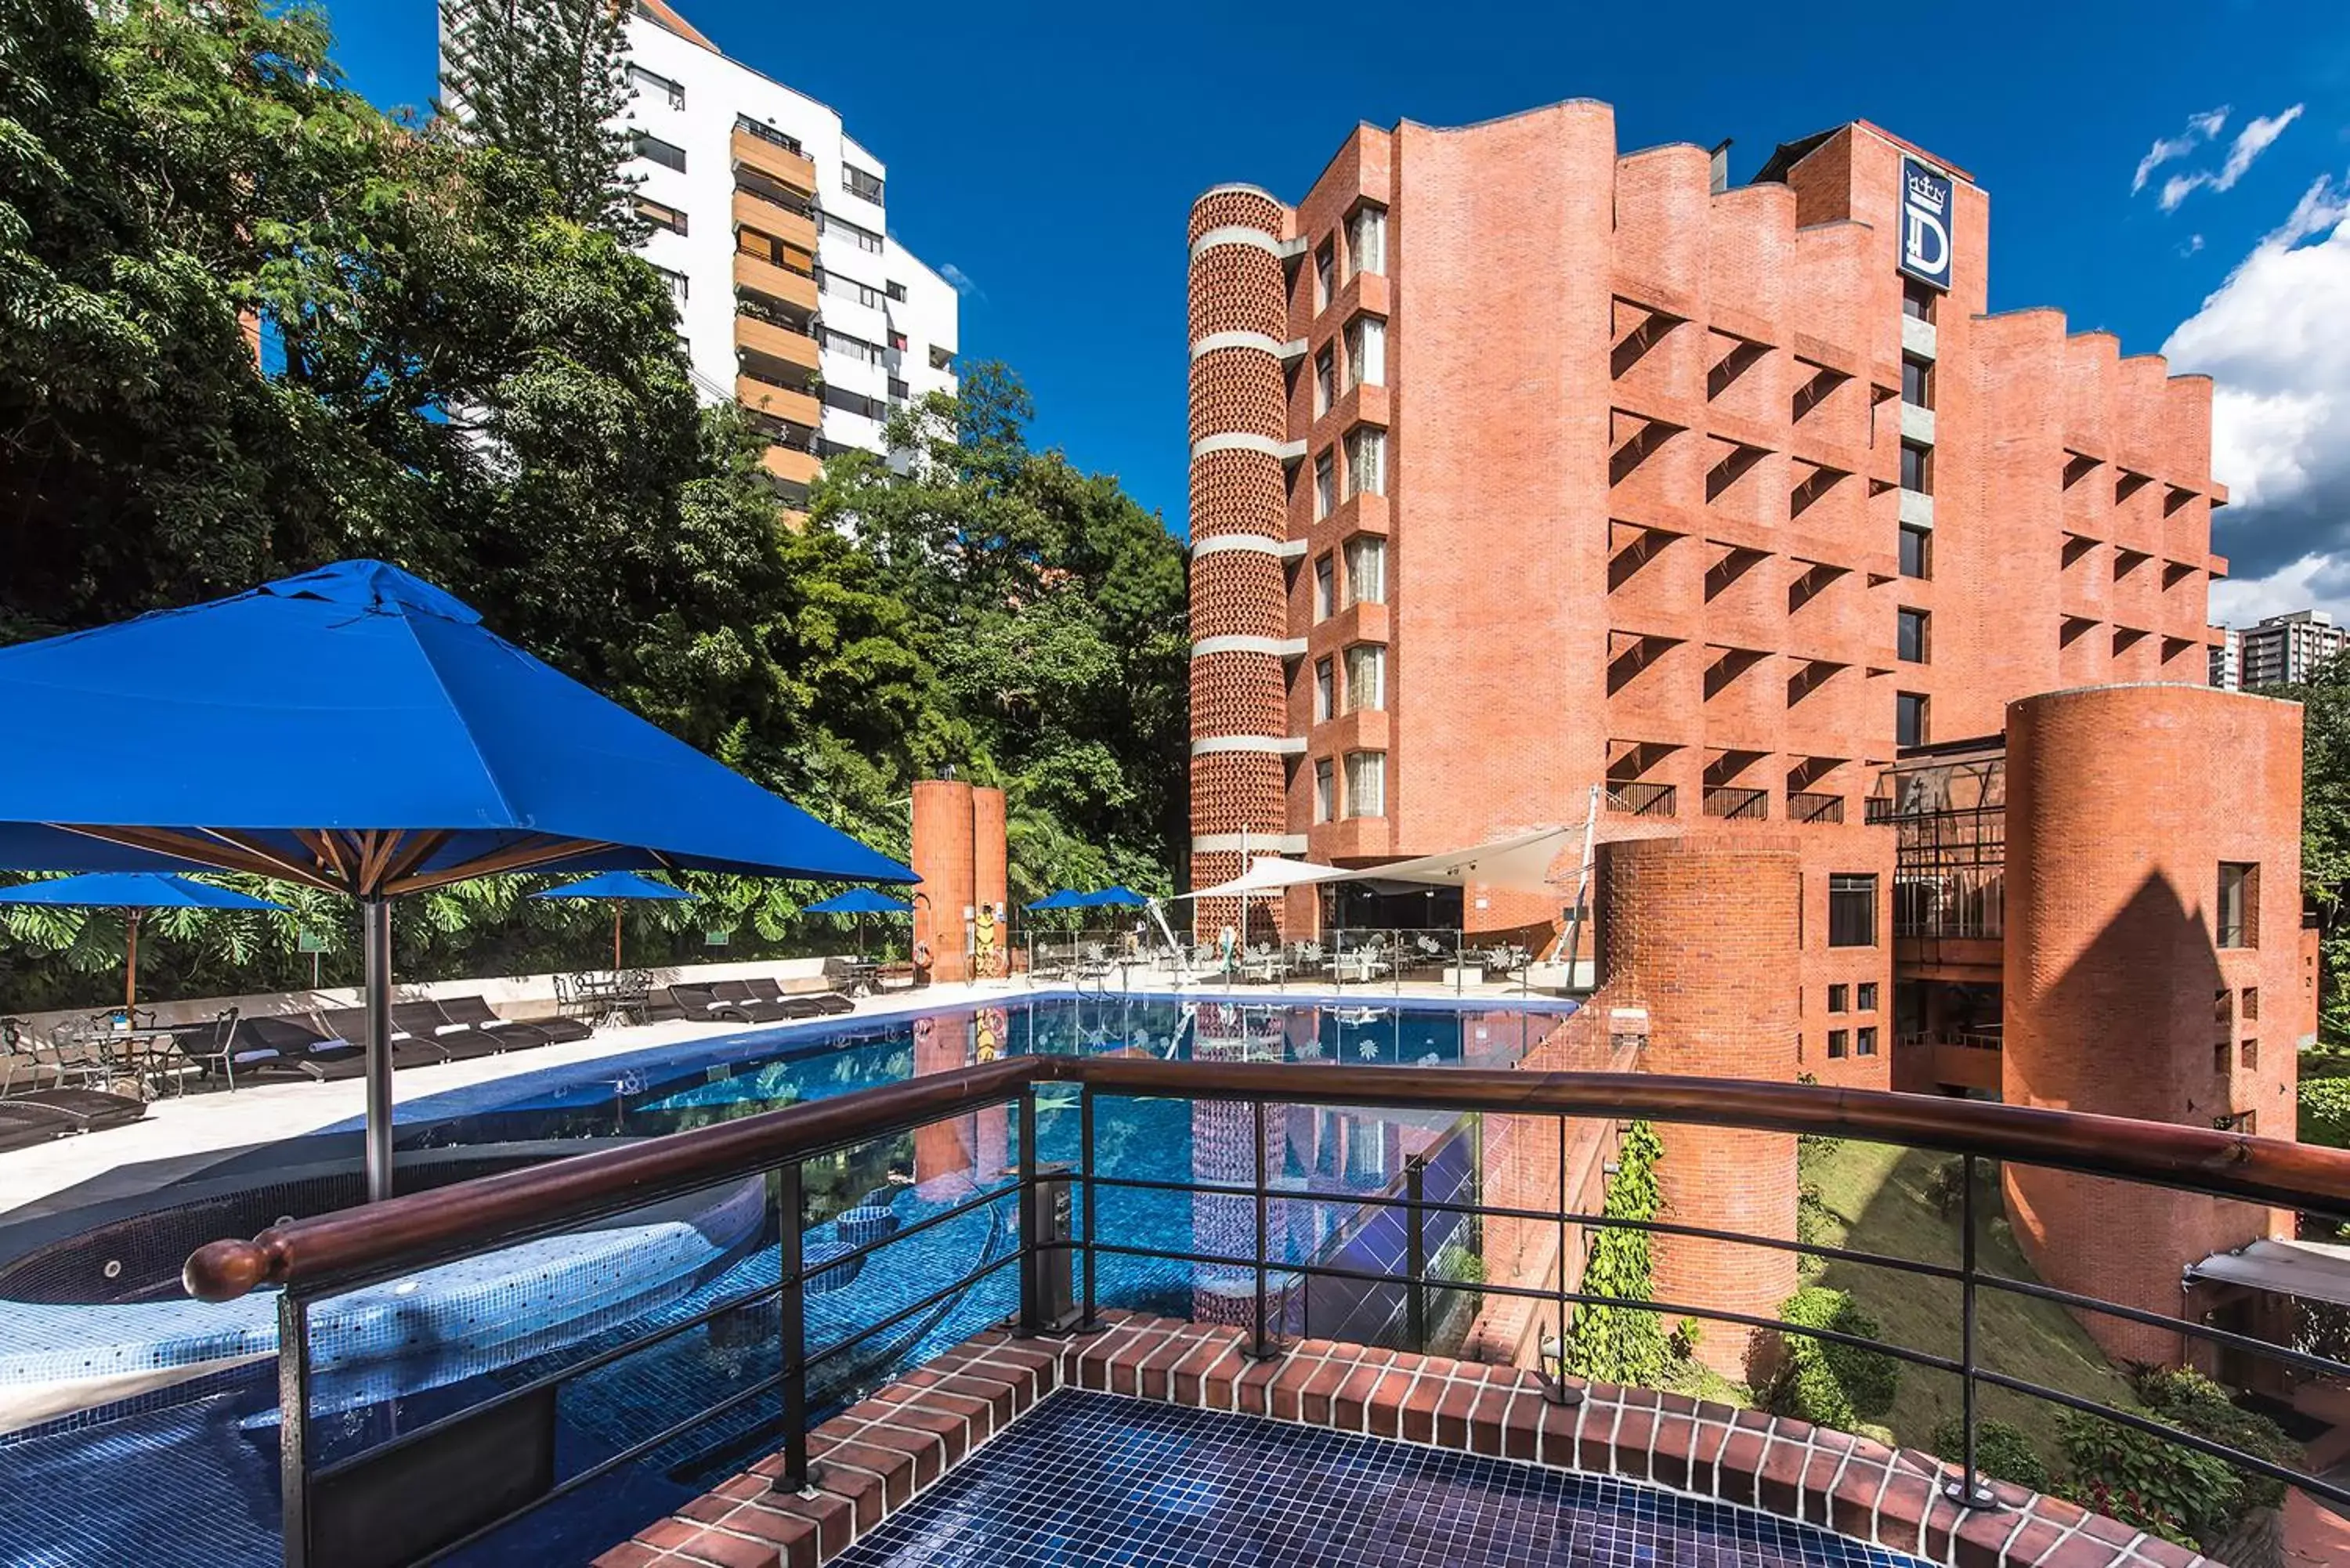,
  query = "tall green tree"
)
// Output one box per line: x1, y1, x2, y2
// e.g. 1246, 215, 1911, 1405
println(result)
436, 0, 643, 236
2267, 653, 2350, 1043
